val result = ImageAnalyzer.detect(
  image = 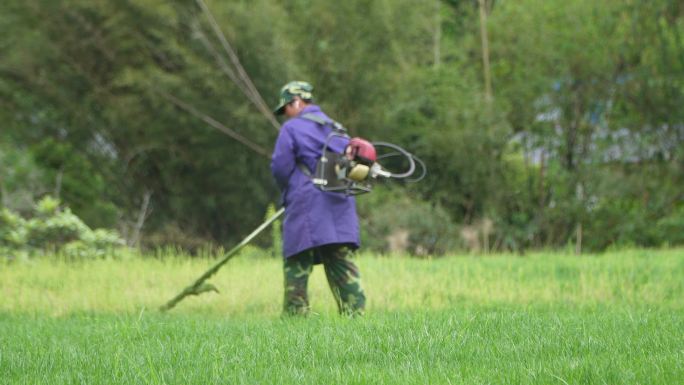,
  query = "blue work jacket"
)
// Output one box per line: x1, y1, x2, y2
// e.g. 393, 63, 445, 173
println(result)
271, 105, 360, 258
